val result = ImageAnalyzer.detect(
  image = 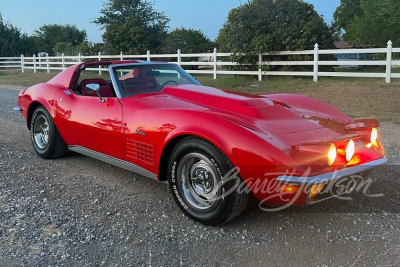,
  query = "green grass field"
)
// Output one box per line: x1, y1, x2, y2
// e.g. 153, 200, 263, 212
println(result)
1, 68, 400, 123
